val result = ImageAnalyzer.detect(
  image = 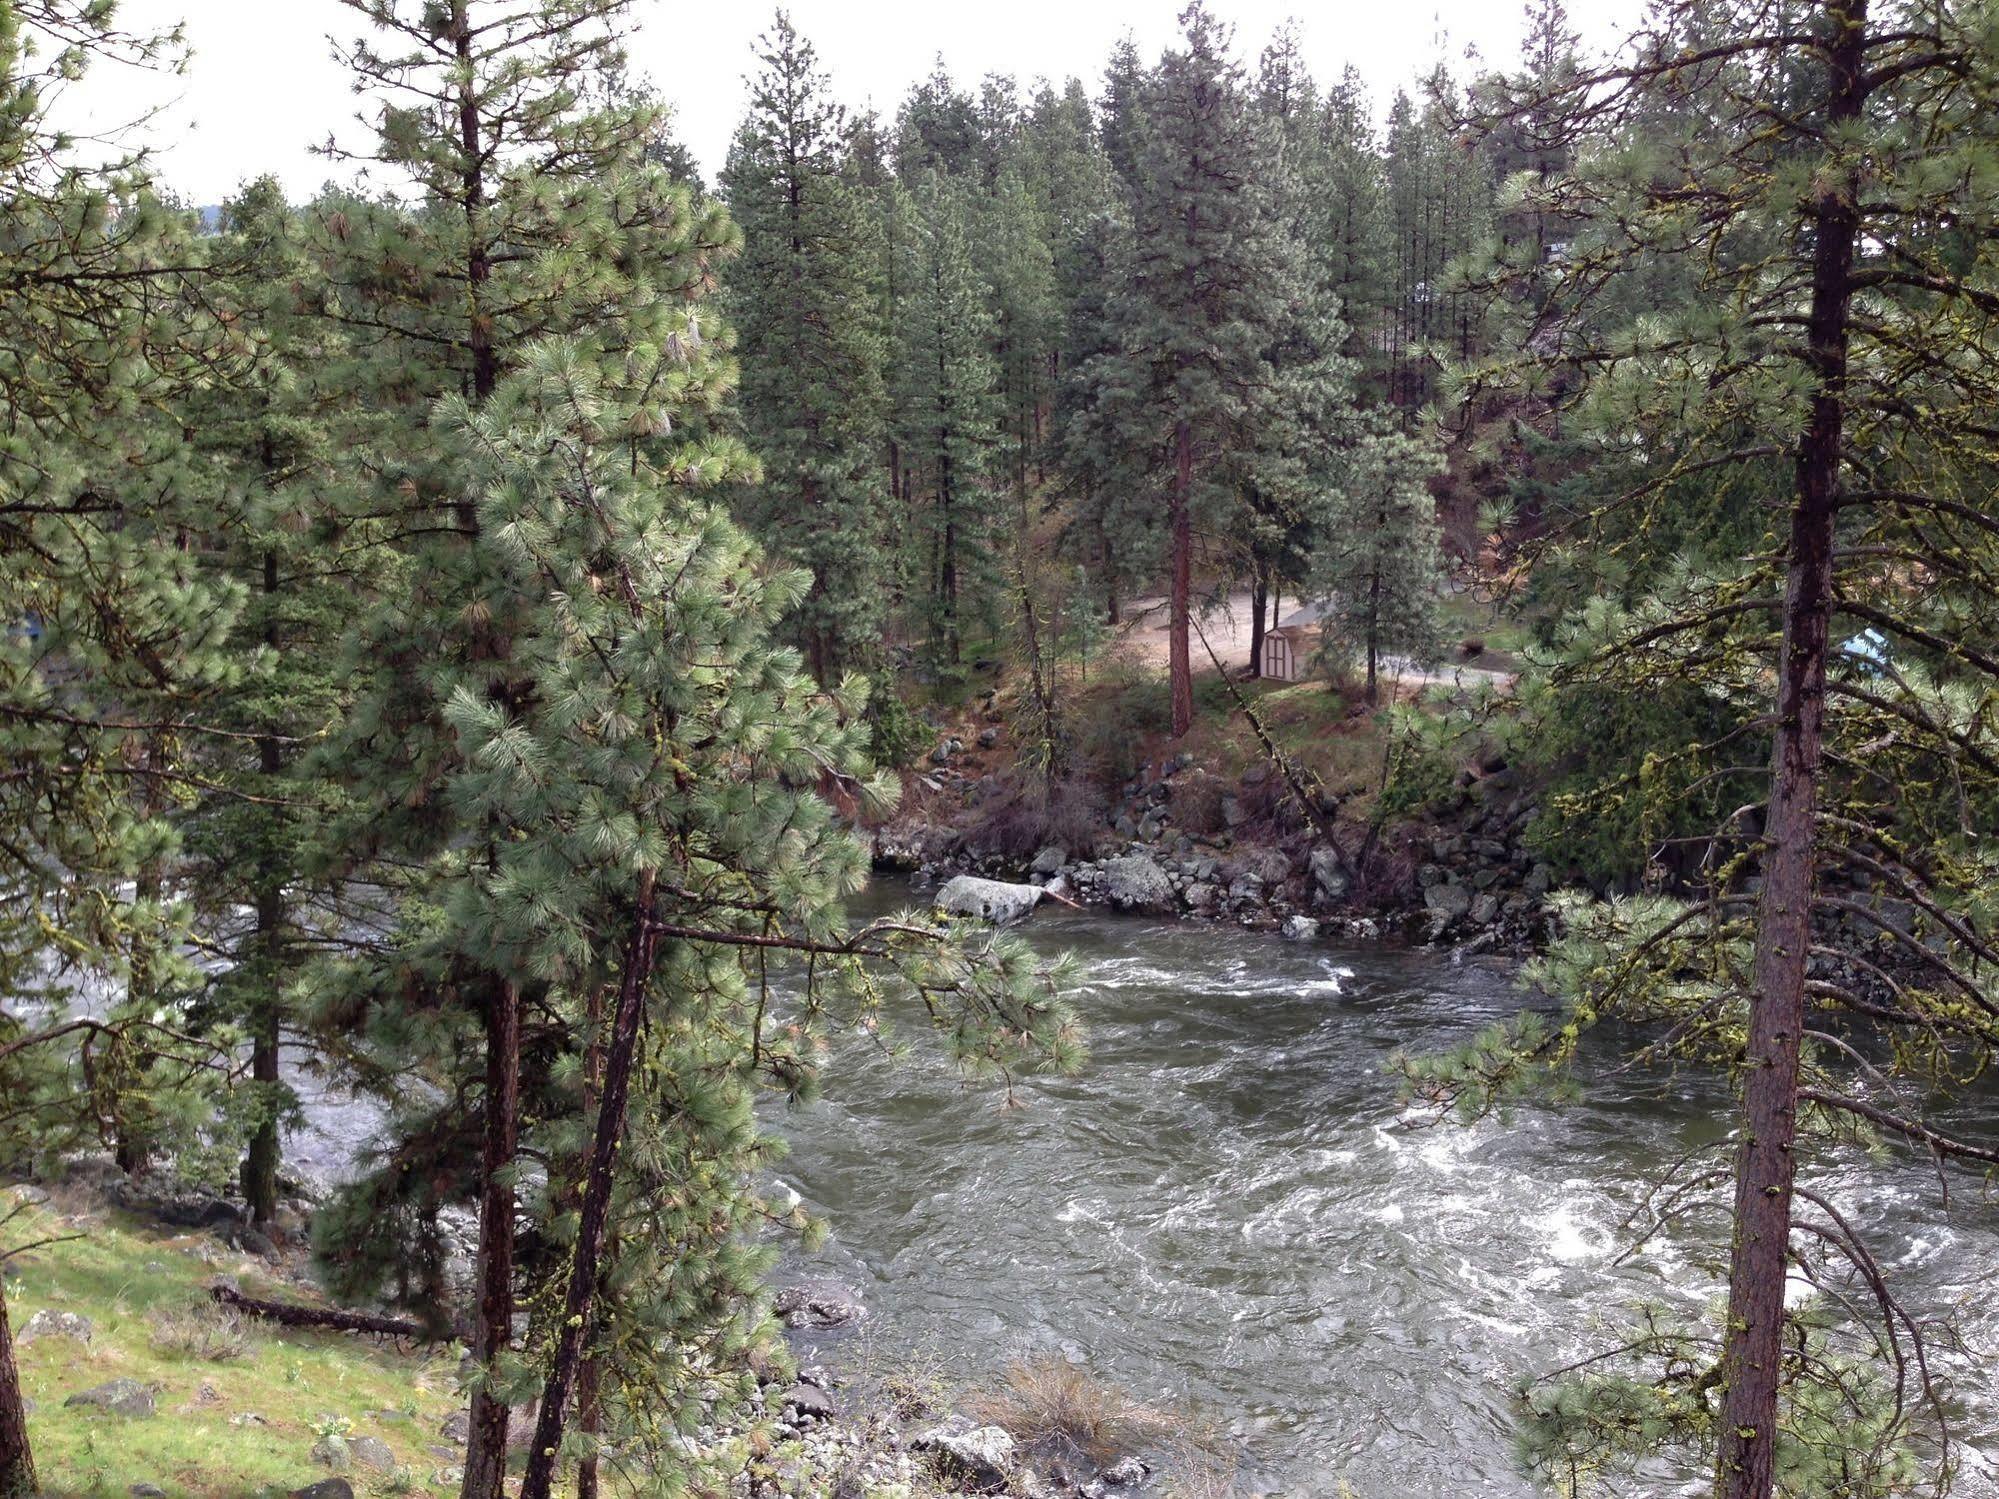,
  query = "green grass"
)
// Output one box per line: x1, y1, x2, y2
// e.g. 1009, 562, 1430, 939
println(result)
6, 1188, 460, 1497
